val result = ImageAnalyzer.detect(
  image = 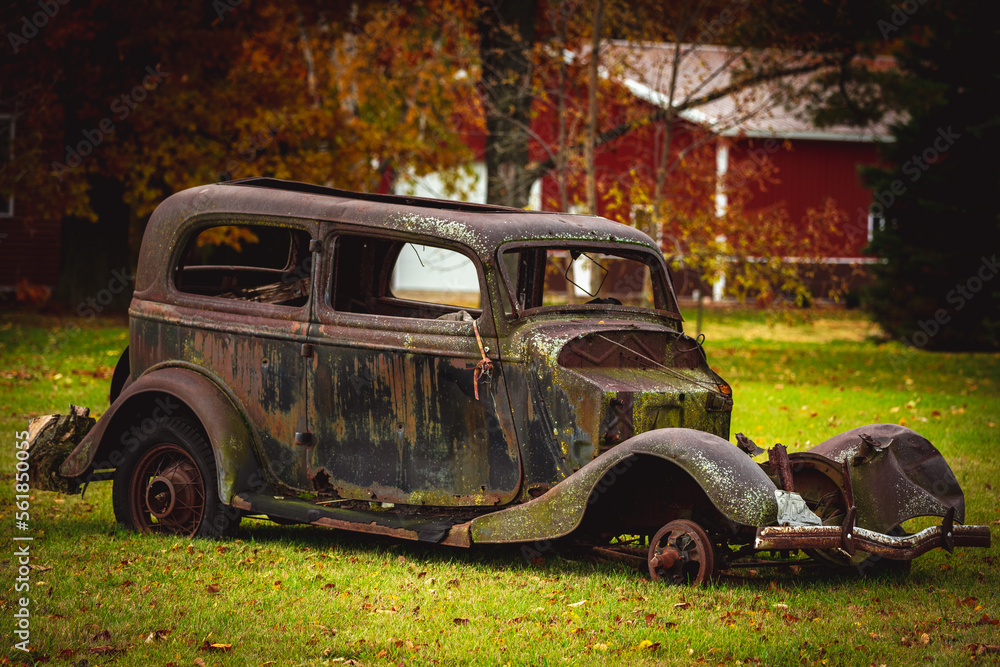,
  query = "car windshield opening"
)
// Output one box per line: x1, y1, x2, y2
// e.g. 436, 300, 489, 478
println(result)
501, 245, 672, 314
